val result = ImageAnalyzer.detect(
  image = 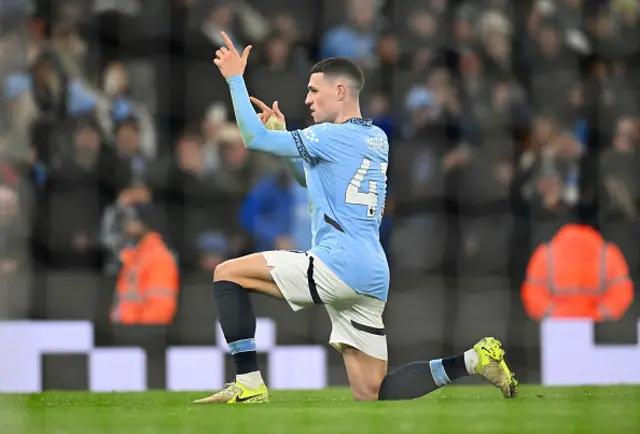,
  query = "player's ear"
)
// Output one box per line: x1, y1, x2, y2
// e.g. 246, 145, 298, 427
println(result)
336, 84, 347, 101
